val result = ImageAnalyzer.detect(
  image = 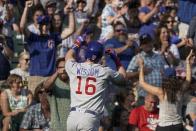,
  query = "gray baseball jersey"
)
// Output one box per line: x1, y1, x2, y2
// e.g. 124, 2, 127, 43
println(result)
65, 59, 123, 114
